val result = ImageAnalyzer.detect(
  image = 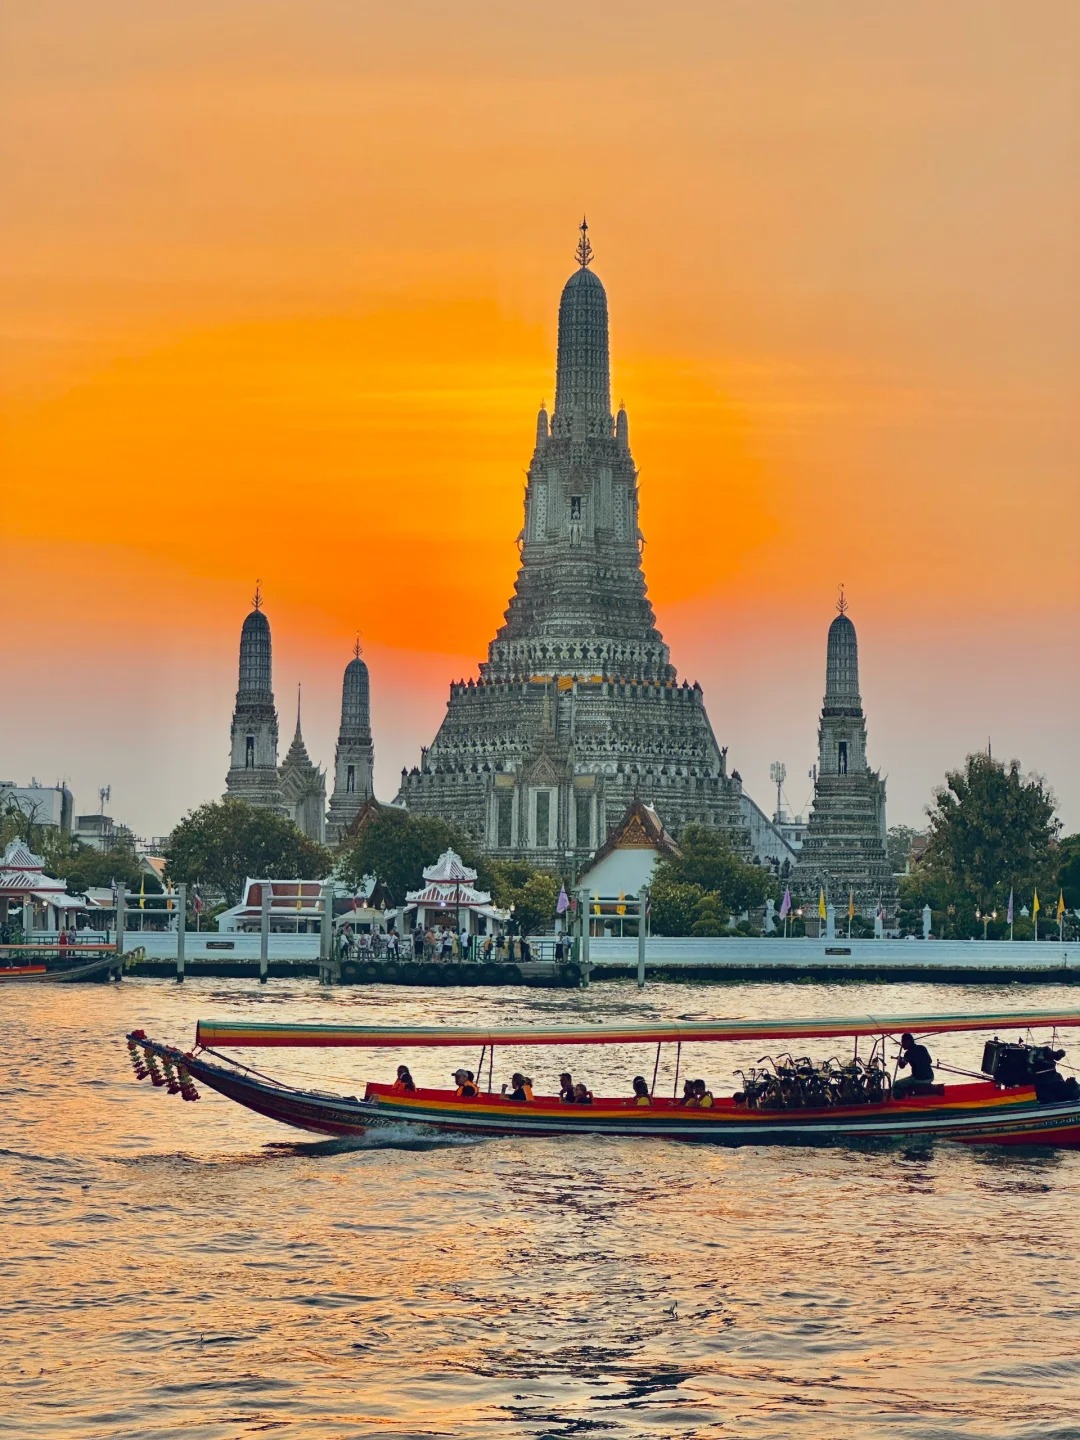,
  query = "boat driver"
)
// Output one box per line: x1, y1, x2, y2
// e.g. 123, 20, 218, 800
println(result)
893, 1033, 934, 1099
